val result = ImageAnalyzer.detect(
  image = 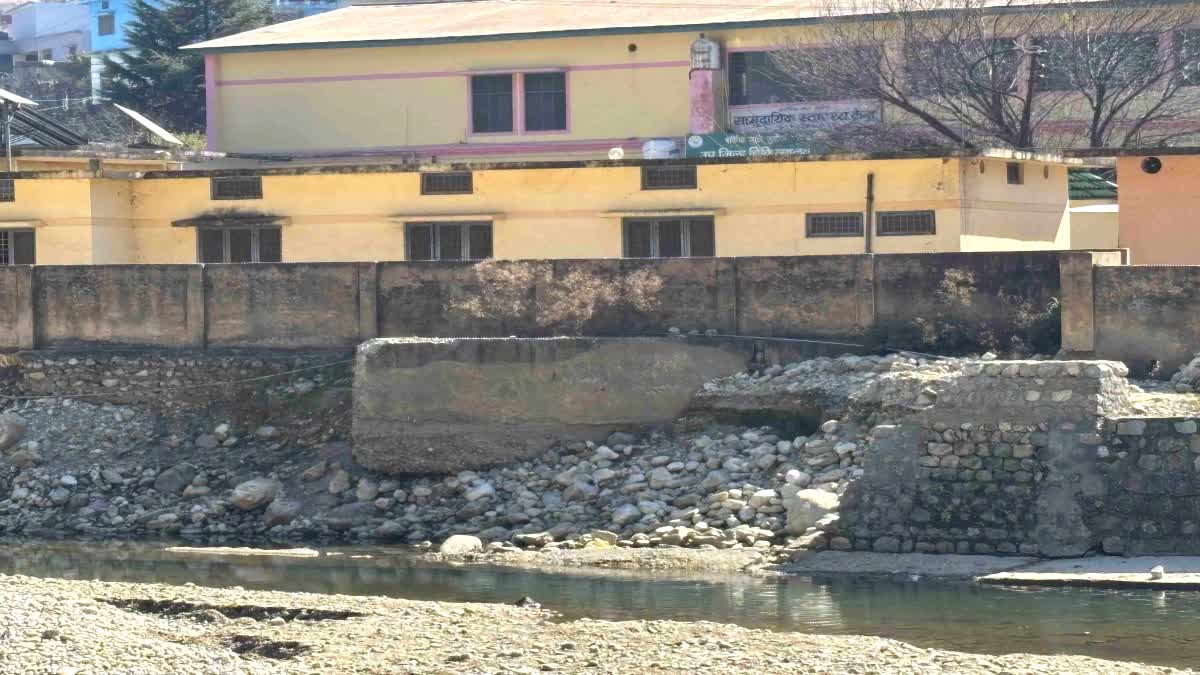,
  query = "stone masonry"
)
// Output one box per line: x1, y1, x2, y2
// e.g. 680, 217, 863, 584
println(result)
841, 360, 1135, 557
